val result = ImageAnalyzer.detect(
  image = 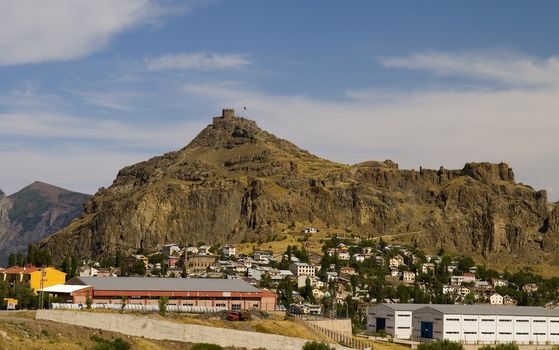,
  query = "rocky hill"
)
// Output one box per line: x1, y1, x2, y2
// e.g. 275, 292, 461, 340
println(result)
41, 109, 559, 264
0, 182, 90, 264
